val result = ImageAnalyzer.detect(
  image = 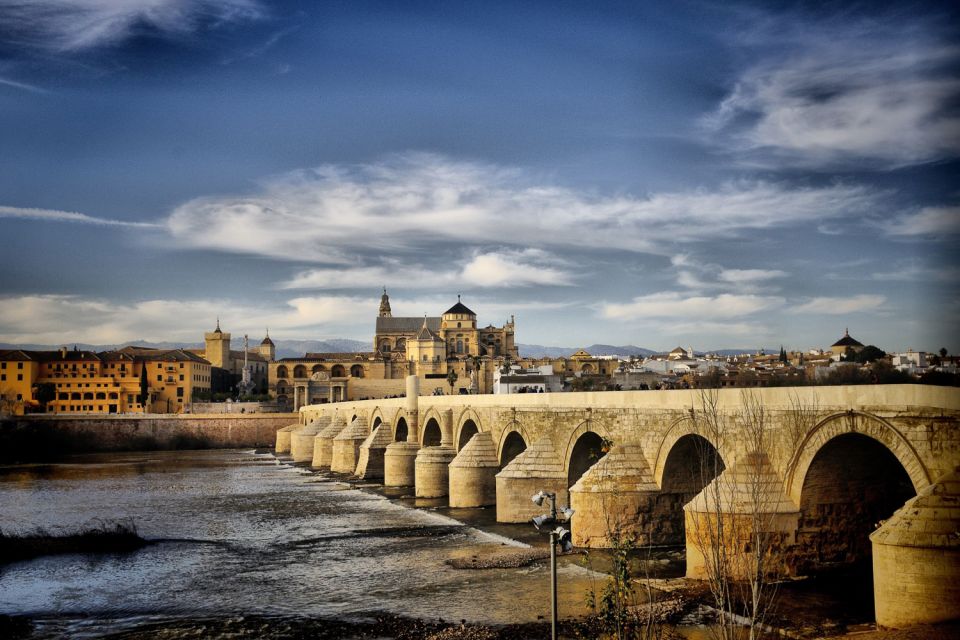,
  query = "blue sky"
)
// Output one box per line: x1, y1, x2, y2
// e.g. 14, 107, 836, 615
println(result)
0, 0, 957, 352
